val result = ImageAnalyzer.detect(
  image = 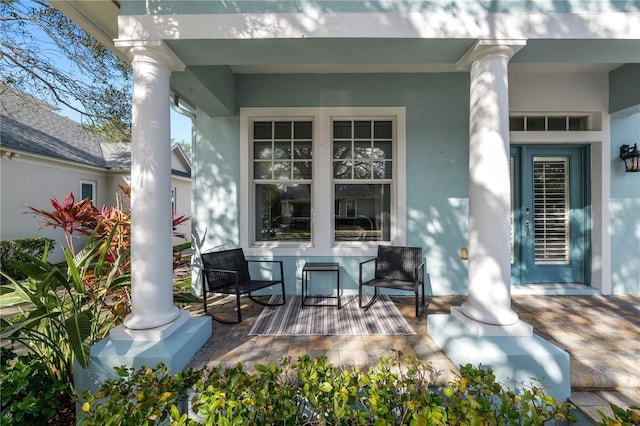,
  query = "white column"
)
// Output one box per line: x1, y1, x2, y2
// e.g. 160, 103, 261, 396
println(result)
457, 40, 526, 327
123, 45, 181, 330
